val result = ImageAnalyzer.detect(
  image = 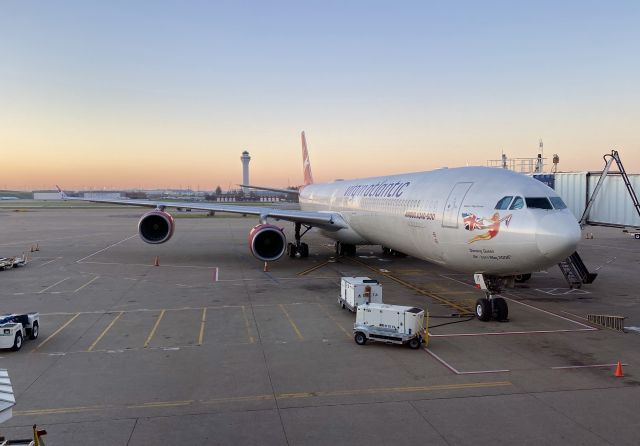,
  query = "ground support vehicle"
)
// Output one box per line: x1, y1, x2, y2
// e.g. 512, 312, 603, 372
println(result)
338, 277, 383, 312
0, 313, 40, 351
353, 303, 427, 349
0, 254, 27, 271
